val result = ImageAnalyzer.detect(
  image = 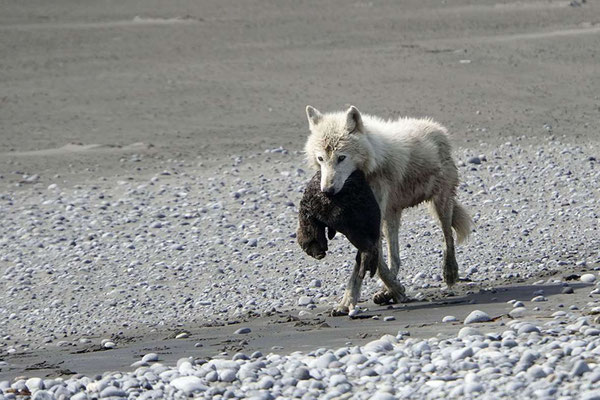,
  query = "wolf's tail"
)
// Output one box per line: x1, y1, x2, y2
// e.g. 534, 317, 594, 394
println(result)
452, 202, 472, 244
